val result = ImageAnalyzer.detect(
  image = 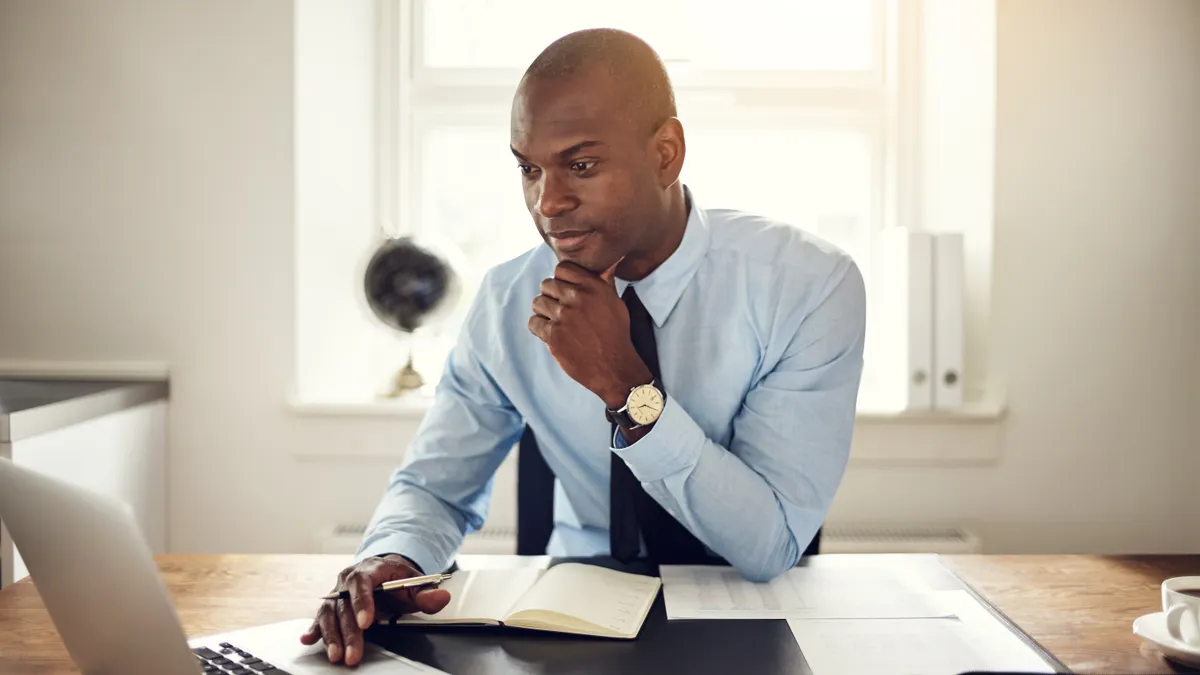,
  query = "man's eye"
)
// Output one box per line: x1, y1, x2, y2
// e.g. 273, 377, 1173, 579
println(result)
518, 164, 538, 176
570, 161, 595, 173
